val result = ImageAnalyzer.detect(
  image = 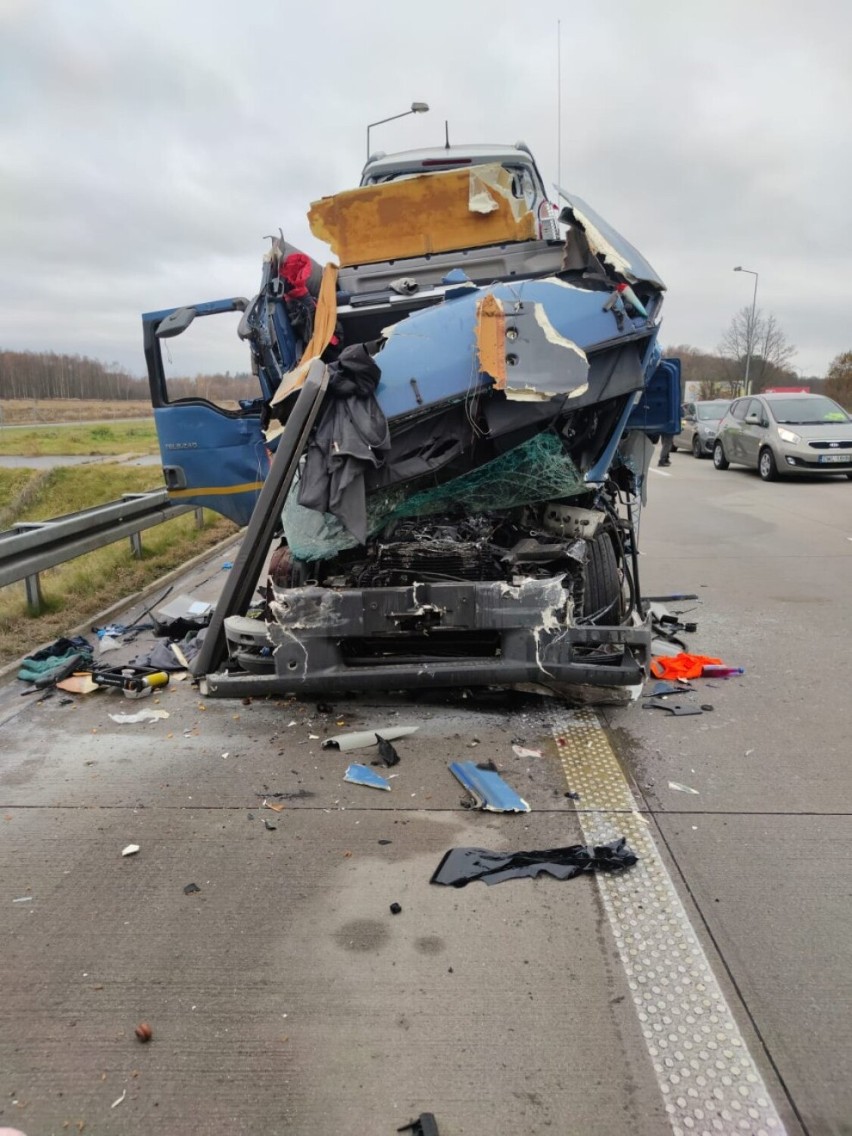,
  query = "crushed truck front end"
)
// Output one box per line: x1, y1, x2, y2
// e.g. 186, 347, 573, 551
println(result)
145, 151, 676, 701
